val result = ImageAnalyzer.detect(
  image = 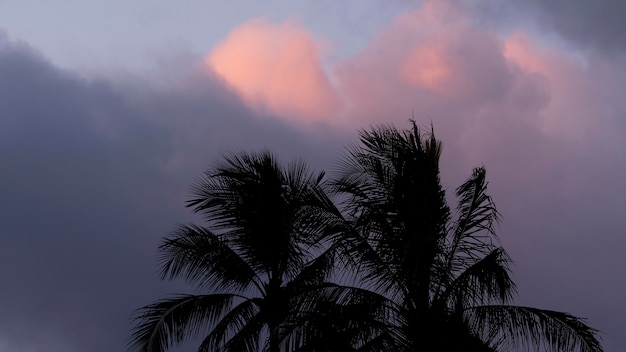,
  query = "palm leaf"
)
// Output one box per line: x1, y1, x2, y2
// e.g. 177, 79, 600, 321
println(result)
197, 298, 260, 352
438, 166, 501, 301
128, 293, 243, 352
447, 167, 500, 268
158, 224, 262, 293
186, 151, 291, 275
332, 122, 449, 301
287, 243, 339, 291
221, 306, 265, 352
286, 285, 398, 352
331, 220, 405, 299
464, 305, 603, 352
435, 247, 515, 310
